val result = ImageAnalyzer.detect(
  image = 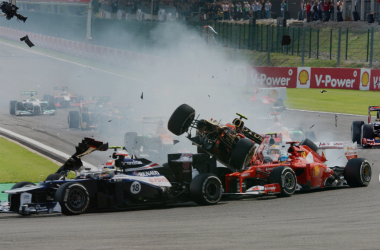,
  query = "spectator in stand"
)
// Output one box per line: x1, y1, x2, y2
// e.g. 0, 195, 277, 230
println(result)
300, 0, 305, 20
229, 1, 234, 20
312, 1, 318, 20
306, 0, 311, 22
265, 0, 271, 19
318, 0, 322, 21
236, 2, 242, 20
329, 0, 334, 20
261, 0, 265, 18
244, 1, 250, 19
322, 0, 329, 21
223, 1, 229, 20
252, 1, 257, 19
280, 0, 286, 18
256, 0, 261, 19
